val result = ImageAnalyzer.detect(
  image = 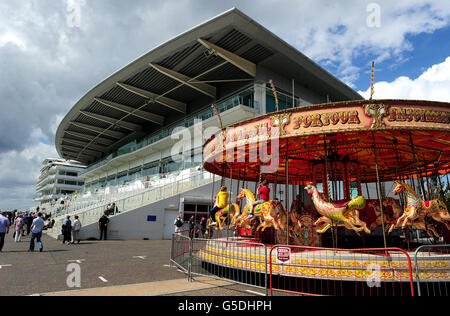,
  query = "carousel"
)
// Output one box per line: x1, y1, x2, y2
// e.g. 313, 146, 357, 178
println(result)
197, 82, 450, 294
